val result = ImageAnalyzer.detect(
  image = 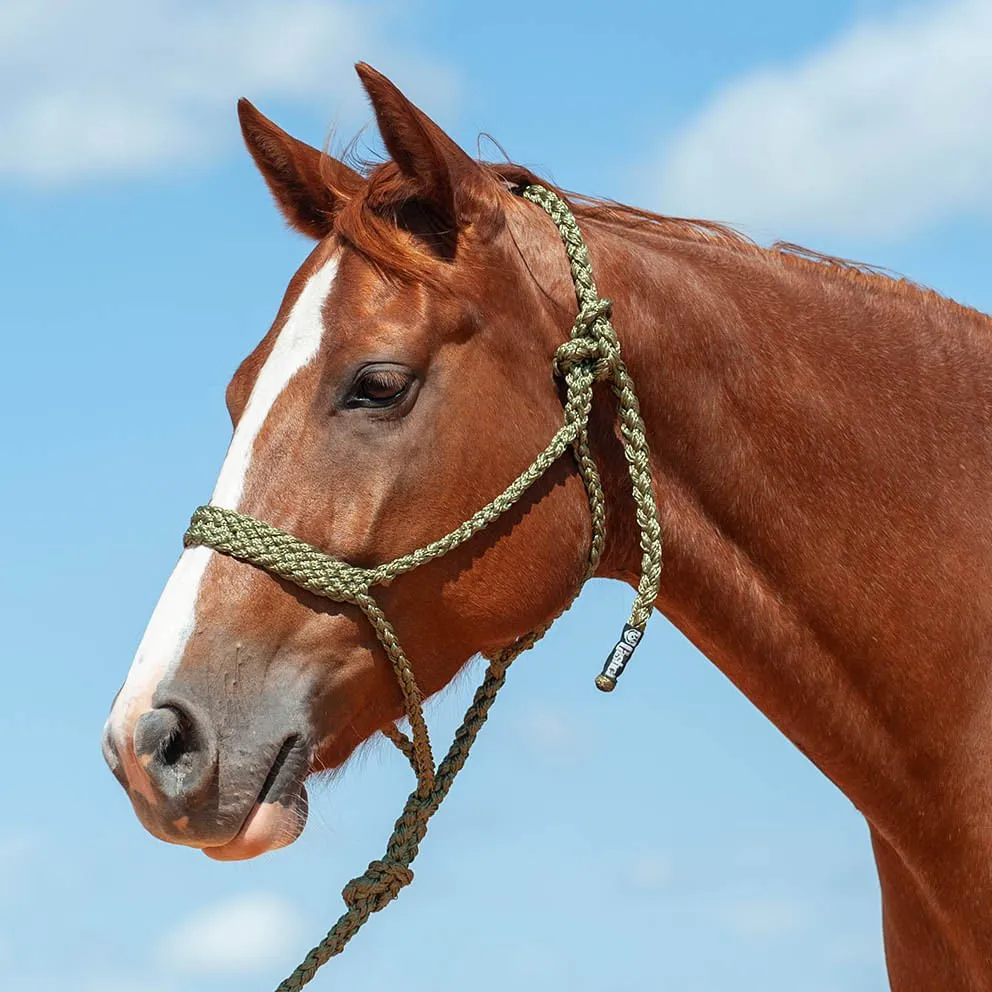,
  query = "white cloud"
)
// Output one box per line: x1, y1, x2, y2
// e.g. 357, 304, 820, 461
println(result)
655, 0, 992, 240
0, 0, 455, 185
624, 854, 672, 893
713, 896, 808, 939
156, 892, 305, 975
